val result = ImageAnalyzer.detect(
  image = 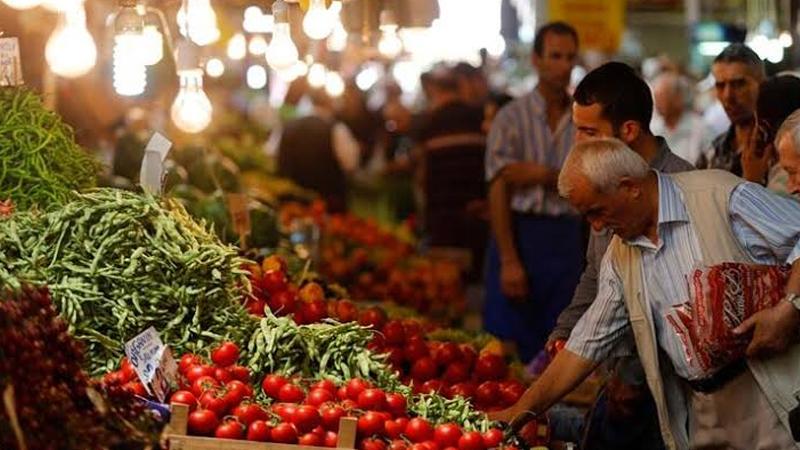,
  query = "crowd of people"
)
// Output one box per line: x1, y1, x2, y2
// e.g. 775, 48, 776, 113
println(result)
272, 20, 800, 450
